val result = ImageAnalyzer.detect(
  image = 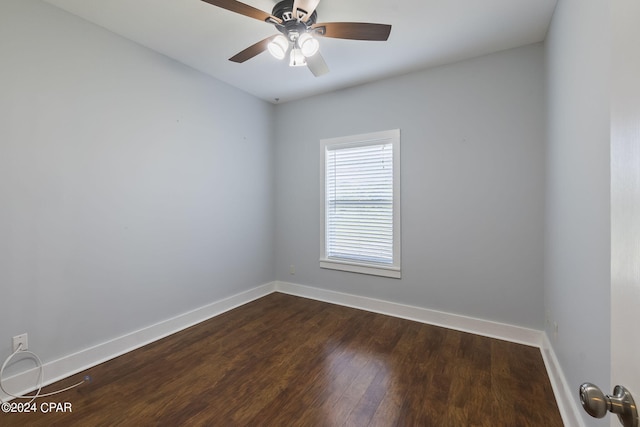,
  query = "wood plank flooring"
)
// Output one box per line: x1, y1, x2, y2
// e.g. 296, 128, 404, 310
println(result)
2, 293, 563, 426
